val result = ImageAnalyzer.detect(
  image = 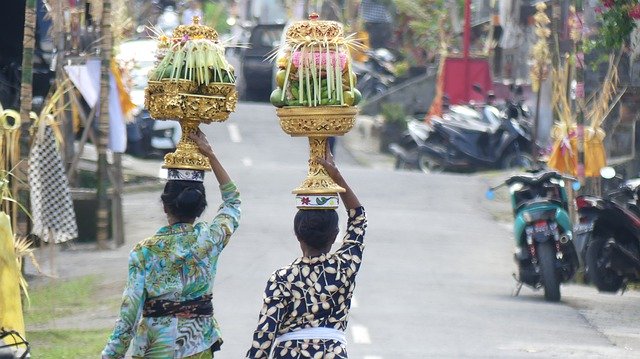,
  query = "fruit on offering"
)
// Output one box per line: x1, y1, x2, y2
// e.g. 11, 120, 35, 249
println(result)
150, 17, 235, 85
270, 14, 362, 108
